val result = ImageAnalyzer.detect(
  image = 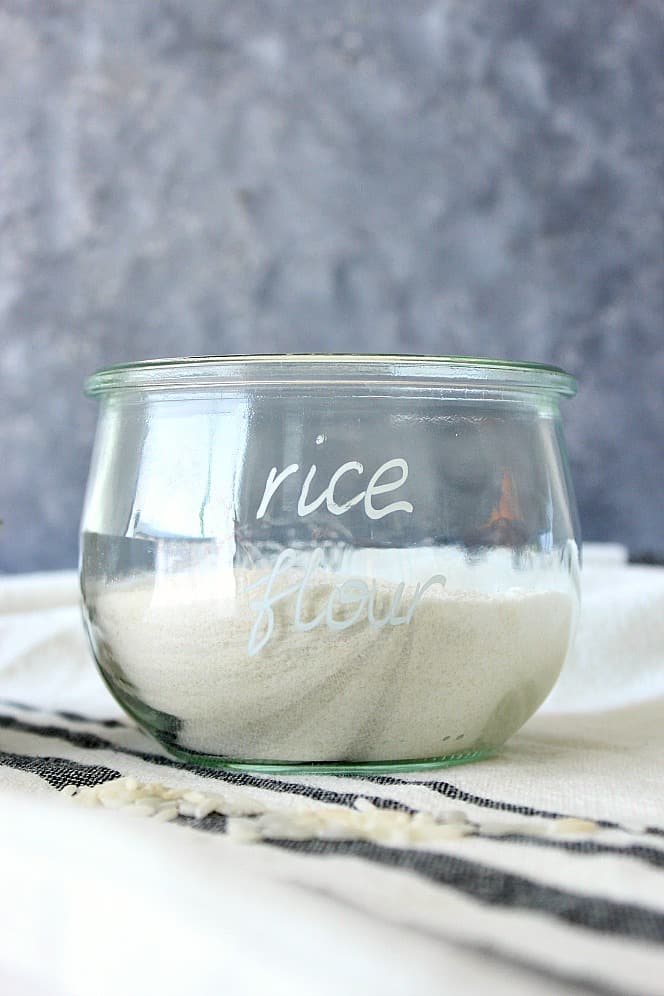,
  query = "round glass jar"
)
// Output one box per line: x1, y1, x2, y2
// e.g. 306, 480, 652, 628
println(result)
80, 354, 581, 773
